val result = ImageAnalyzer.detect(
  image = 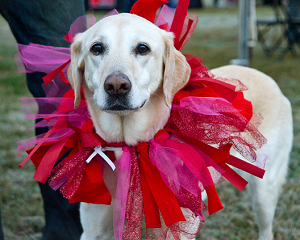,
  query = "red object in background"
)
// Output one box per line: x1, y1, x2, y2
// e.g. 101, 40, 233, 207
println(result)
89, 0, 117, 9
